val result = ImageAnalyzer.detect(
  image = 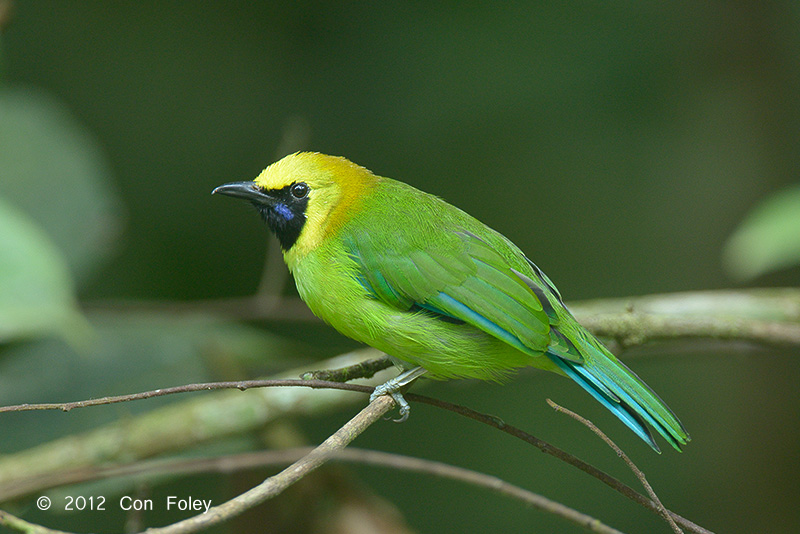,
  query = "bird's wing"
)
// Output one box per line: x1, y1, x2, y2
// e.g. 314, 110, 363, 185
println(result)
344, 228, 575, 358
344, 224, 688, 451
